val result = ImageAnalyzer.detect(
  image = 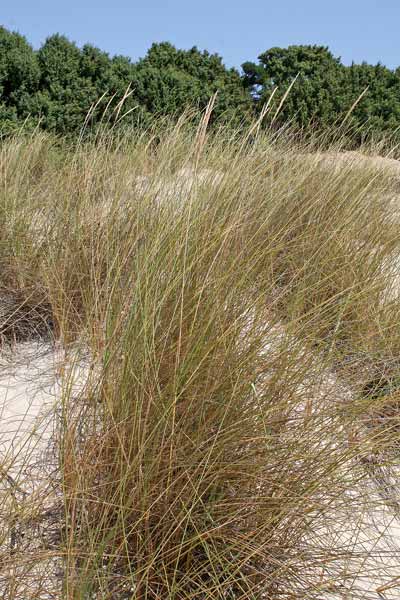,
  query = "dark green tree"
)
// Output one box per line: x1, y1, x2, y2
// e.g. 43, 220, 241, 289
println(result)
242, 45, 349, 127
133, 42, 252, 124
2, 24, 400, 140
0, 26, 40, 131
344, 62, 400, 135
29, 34, 97, 134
